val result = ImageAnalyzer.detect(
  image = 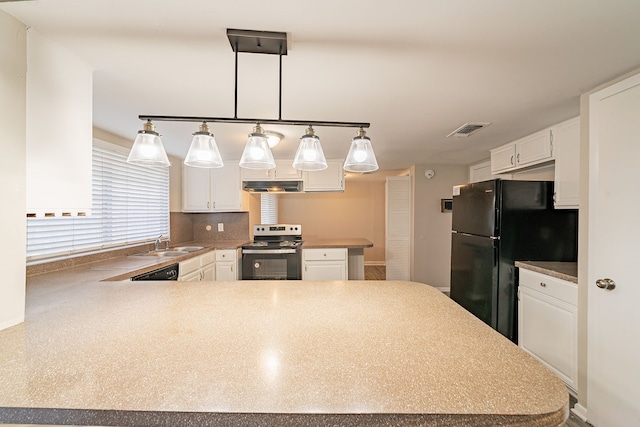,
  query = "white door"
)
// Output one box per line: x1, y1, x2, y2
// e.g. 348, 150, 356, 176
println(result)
587, 72, 640, 426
